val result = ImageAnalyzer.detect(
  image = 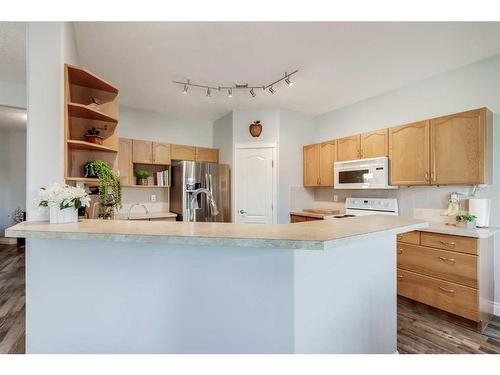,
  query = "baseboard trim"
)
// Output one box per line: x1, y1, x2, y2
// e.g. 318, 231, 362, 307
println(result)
494, 302, 500, 317
0, 237, 17, 245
